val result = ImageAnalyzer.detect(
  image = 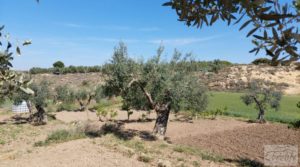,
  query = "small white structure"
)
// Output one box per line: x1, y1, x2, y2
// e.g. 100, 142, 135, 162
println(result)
12, 101, 30, 113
